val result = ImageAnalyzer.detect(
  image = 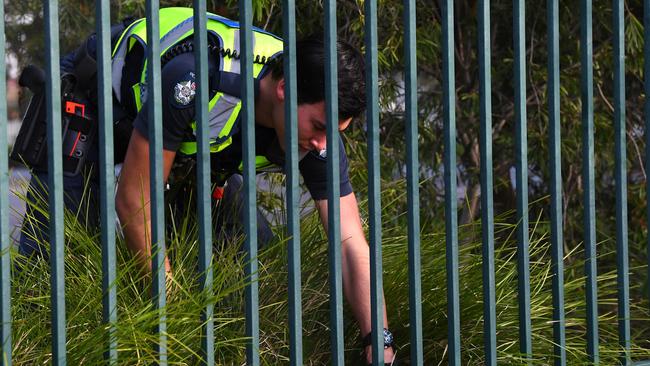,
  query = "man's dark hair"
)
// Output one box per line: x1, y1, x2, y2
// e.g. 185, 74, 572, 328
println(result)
271, 36, 366, 120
